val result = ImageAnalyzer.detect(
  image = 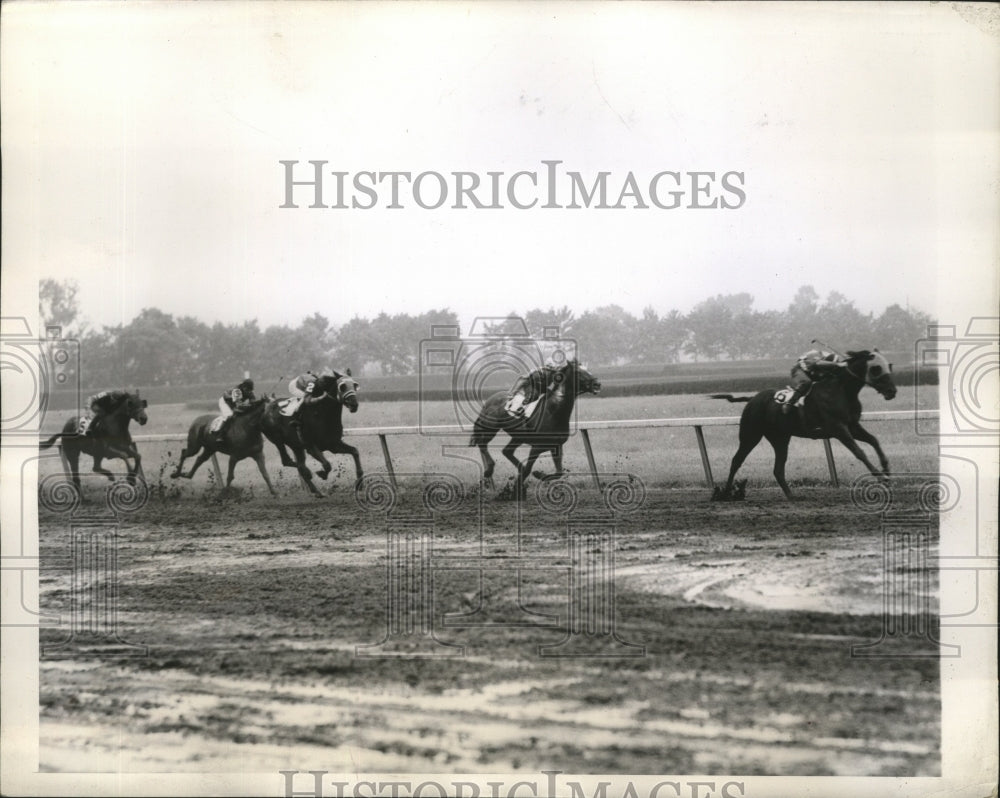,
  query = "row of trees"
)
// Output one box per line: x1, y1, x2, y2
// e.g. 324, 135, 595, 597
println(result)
40, 280, 934, 389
